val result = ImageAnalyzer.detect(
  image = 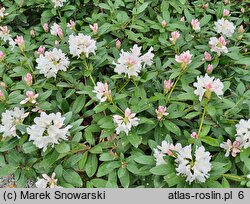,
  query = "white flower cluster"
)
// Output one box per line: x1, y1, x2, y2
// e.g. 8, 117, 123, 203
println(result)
113, 108, 139, 135
51, 0, 67, 8
36, 48, 70, 78
235, 119, 250, 149
113, 44, 154, 78
35, 172, 62, 188
68, 33, 97, 58
209, 36, 228, 56
0, 107, 29, 138
214, 18, 236, 37
175, 144, 212, 184
27, 112, 71, 151
193, 74, 224, 101
93, 82, 112, 103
